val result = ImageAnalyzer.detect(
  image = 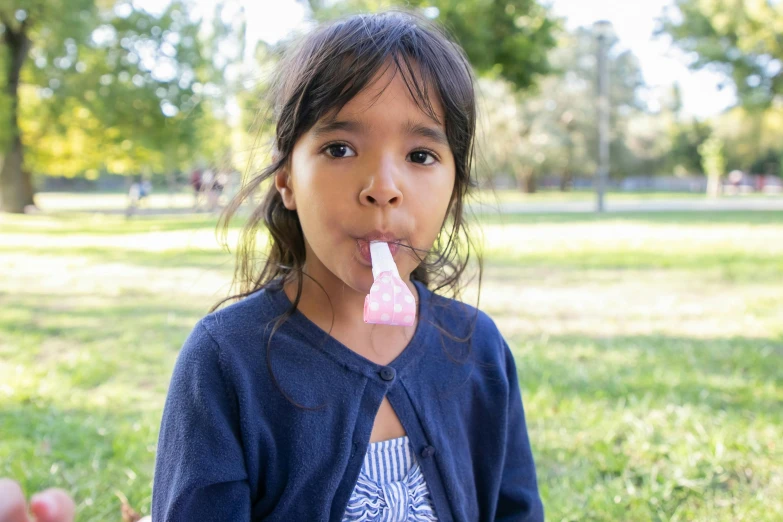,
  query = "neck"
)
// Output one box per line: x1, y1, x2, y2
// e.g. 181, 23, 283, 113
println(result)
286, 268, 367, 327
282, 263, 419, 364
